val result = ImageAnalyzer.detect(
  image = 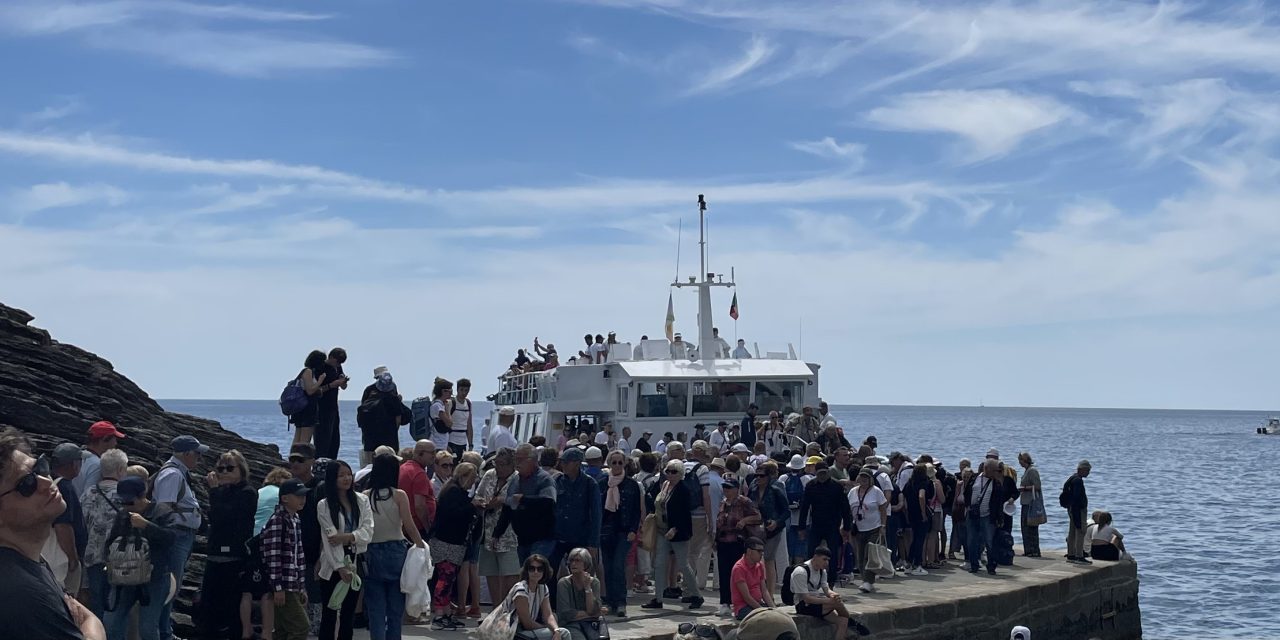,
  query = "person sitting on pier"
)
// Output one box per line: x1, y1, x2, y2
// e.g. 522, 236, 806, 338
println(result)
790, 547, 858, 639
1089, 510, 1127, 561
